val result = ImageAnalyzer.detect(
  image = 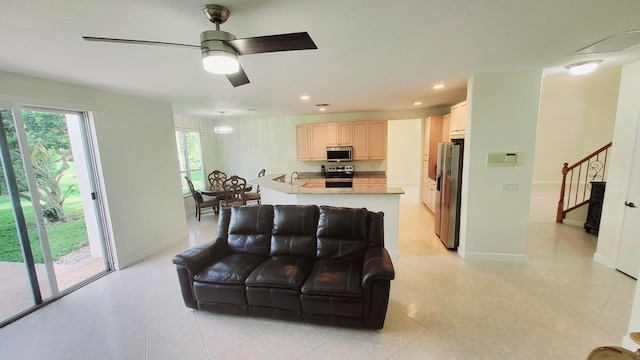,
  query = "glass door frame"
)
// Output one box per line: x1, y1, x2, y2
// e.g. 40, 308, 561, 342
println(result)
0, 104, 113, 327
